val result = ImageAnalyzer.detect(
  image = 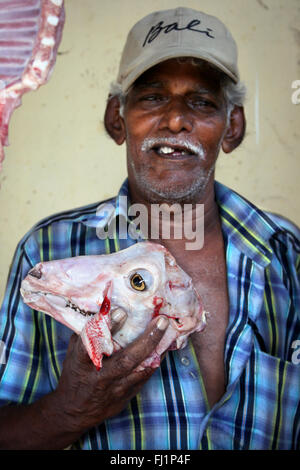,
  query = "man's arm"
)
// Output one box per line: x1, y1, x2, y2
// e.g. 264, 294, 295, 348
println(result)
0, 316, 169, 450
